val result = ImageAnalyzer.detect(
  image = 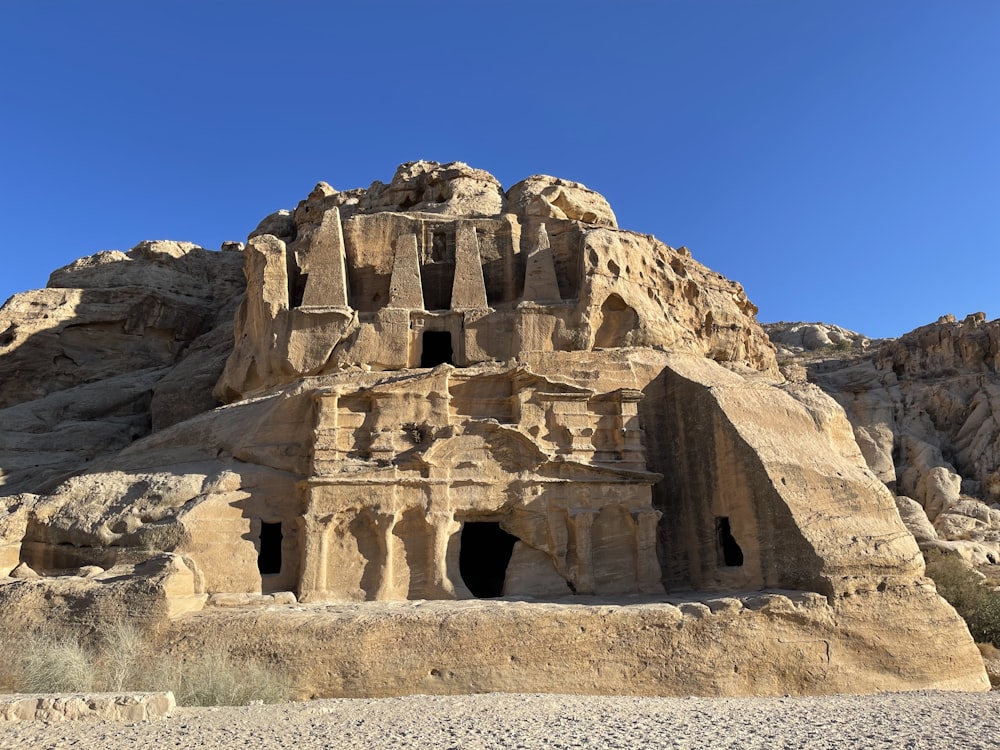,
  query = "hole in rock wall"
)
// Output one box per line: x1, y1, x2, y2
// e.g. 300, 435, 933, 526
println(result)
716, 517, 744, 567
459, 521, 519, 597
594, 294, 639, 348
420, 331, 454, 367
421, 231, 455, 310
258, 522, 283, 576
